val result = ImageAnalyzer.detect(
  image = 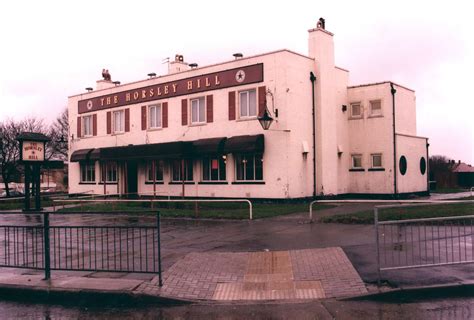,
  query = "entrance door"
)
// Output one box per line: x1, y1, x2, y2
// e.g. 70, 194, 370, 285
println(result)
126, 161, 138, 197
